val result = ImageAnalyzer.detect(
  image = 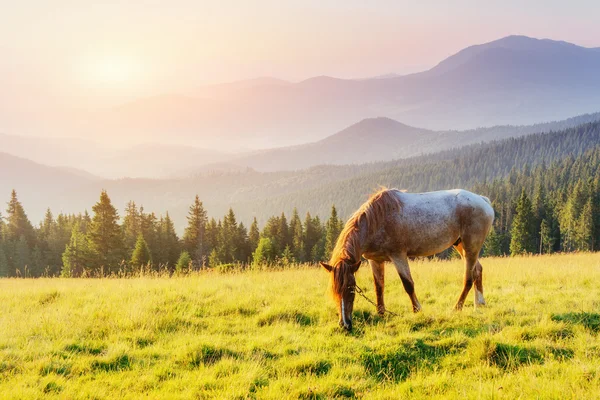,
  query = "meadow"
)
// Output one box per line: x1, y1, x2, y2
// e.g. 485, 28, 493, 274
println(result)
1, 253, 600, 399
